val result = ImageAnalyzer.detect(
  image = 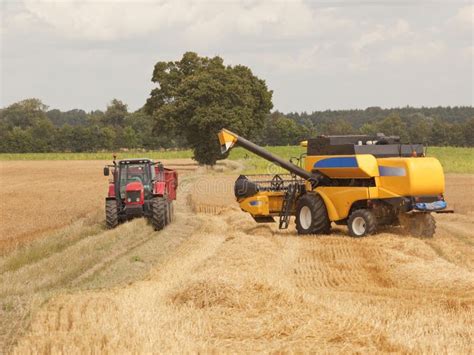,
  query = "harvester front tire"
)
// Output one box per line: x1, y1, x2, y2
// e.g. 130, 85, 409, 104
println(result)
296, 193, 331, 235
151, 197, 167, 231
403, 213, 436, 238
105, 200, 119, 229
348, 209, 377, 237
